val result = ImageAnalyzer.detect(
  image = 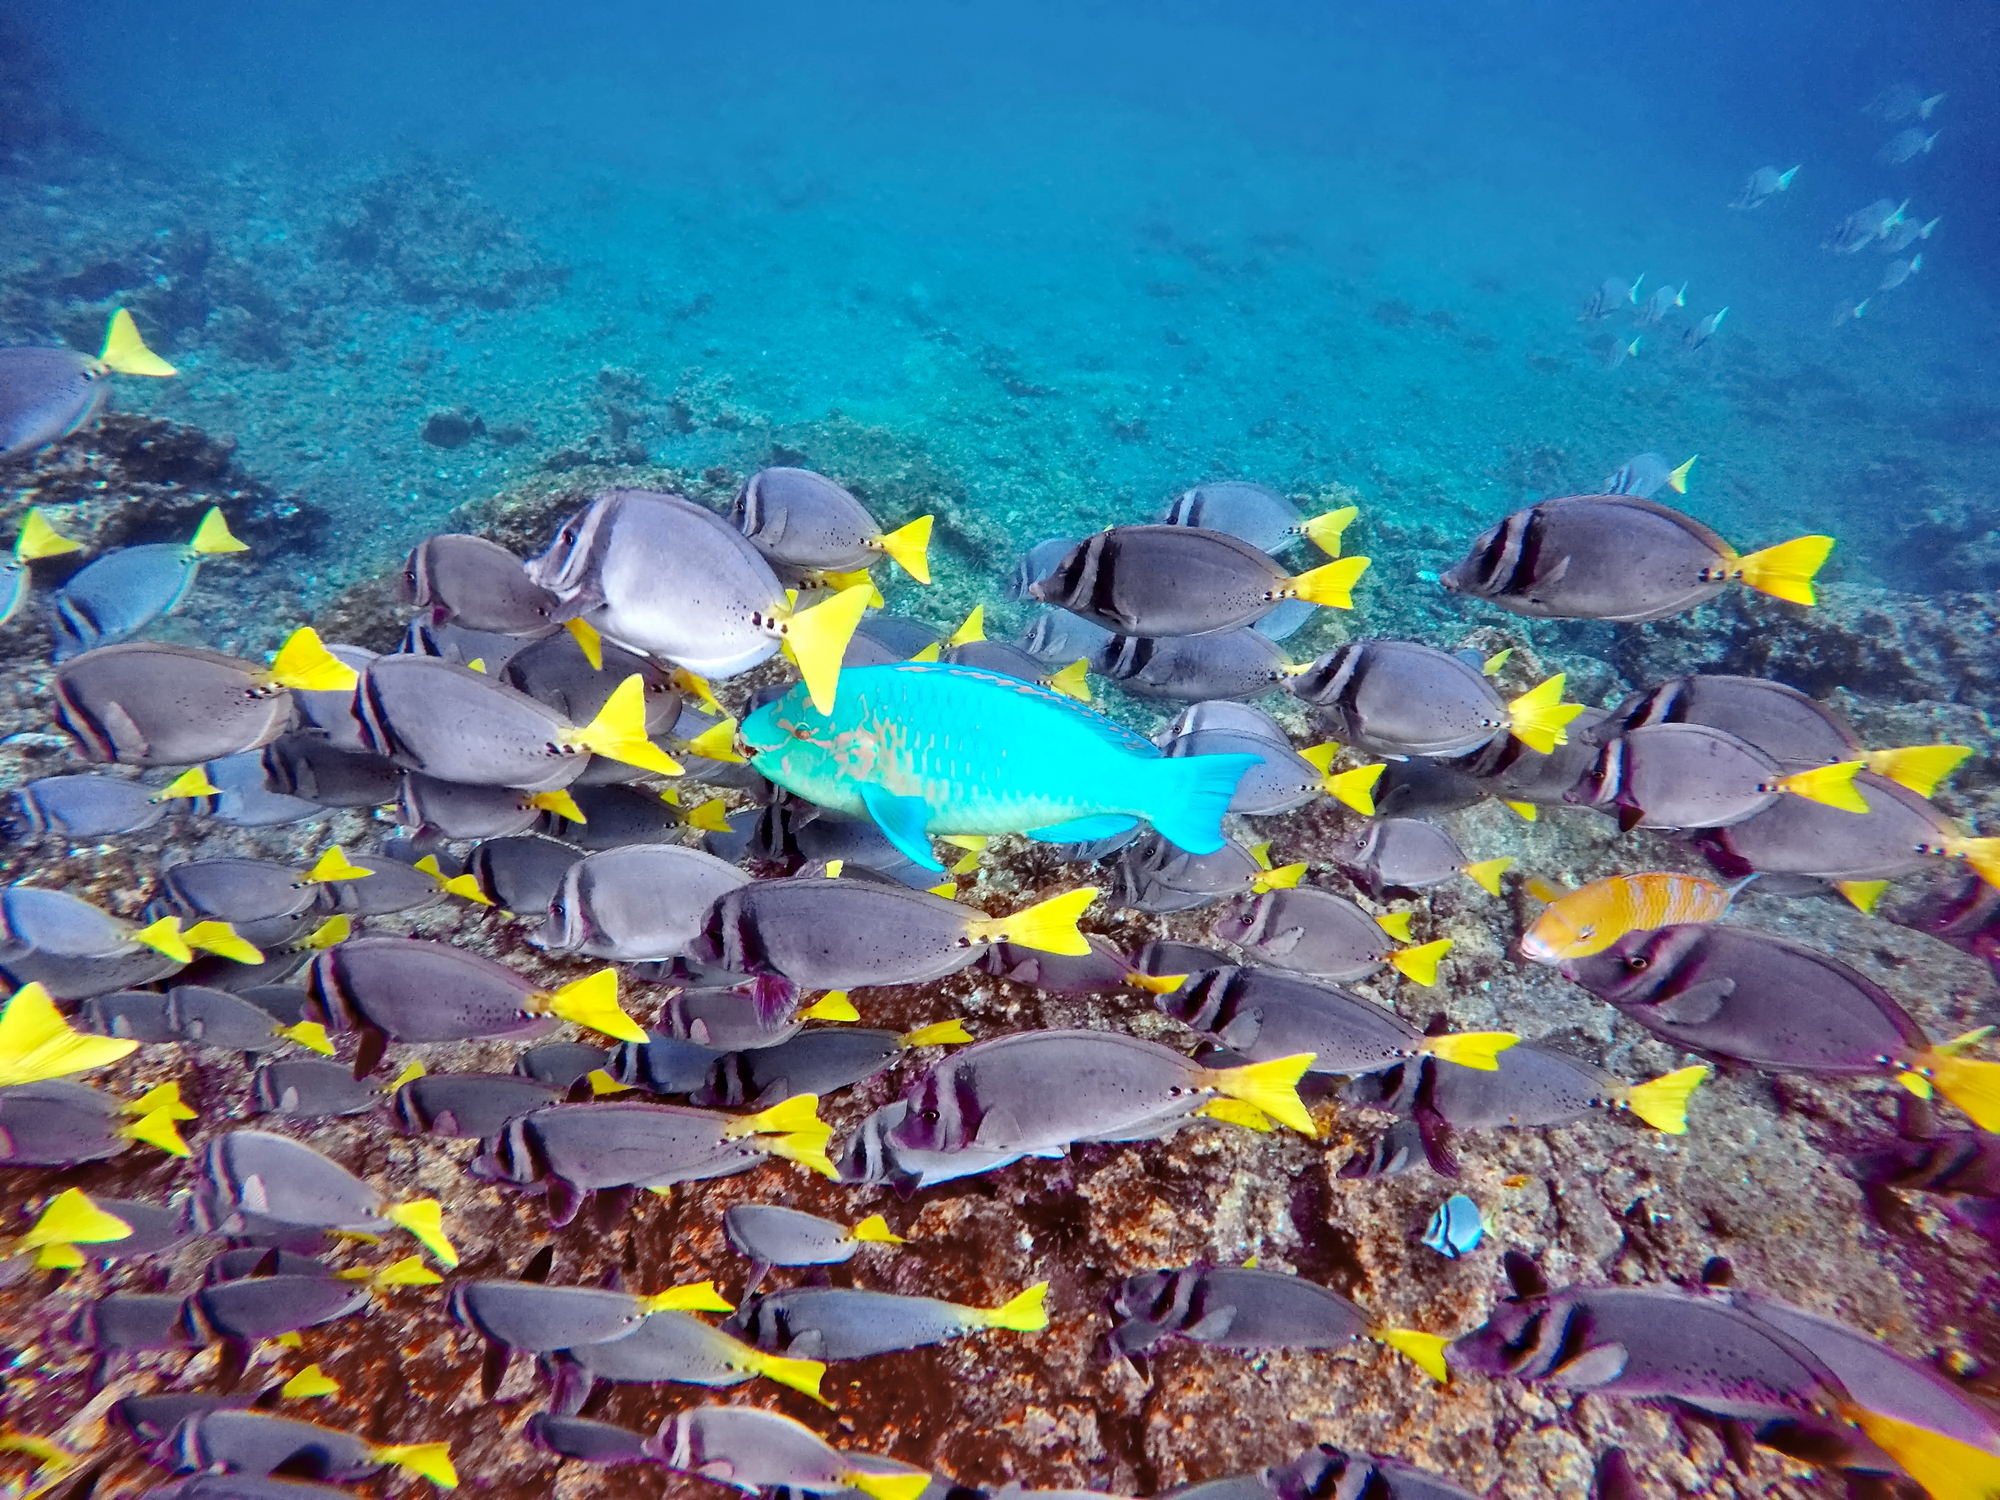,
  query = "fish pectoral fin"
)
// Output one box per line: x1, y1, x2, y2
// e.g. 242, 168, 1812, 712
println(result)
1023, 813, 1139, 843
1184, 1306, 1237, 1342
970, 1103, 1025, 1150
858, 783, 943, 870
1547, 1341, 1629, 1390
1649, 979, 1734, 1028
